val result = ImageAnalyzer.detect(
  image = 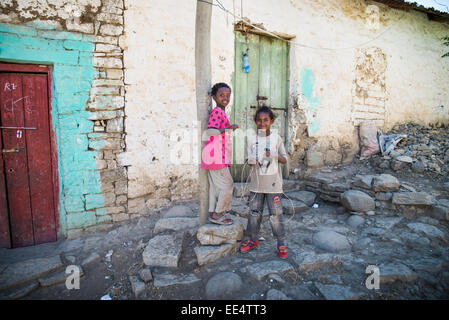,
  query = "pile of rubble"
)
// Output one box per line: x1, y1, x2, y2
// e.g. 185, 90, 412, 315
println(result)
302, 170, 449, 221
368, 122, 449, 176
